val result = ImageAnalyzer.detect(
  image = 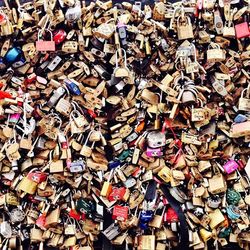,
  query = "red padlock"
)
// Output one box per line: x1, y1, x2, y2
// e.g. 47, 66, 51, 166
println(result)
26, 73, 37, 84
235, 22, 250, 39
112, 205, 128, 221
27, 172, 47, 183
164, 207, 179, 223
53, 29, 67, 45
108, 187, 128, 201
